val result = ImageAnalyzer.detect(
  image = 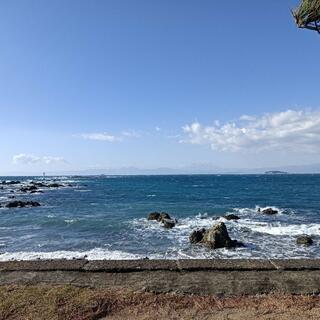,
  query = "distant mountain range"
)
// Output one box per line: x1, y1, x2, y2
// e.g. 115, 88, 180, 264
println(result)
3, 163, 320, 176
